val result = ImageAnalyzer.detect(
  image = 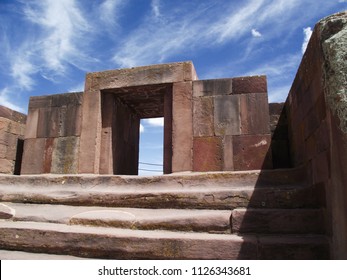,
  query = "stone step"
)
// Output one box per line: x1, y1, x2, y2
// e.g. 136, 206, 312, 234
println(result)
0, 221, 329, 259
0, 250, 88, 260
0, 168, 321, 209
231, 208, 325, 234
0, 202, 231, 234
1, 202, 325, 235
